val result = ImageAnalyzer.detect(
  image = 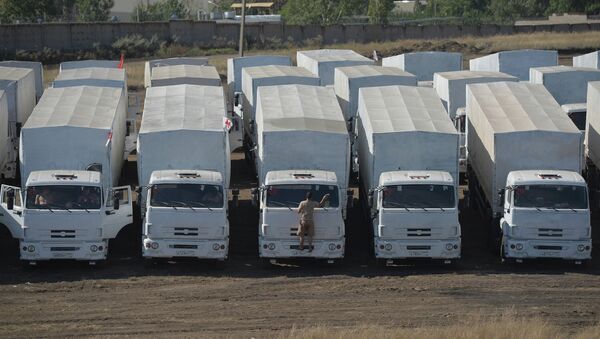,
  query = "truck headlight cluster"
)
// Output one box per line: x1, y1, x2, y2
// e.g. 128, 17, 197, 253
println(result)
445, 243, 454, 251
384, 243, 392, 251
90, 245, 98, 252
268, 243, 276, 250
25, 245, 35, 253
516, 243, 523, 251
577, 244, 590, 252
328, 243, 336, 251
145, 242, 159, 249
212, 243, 221, 251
